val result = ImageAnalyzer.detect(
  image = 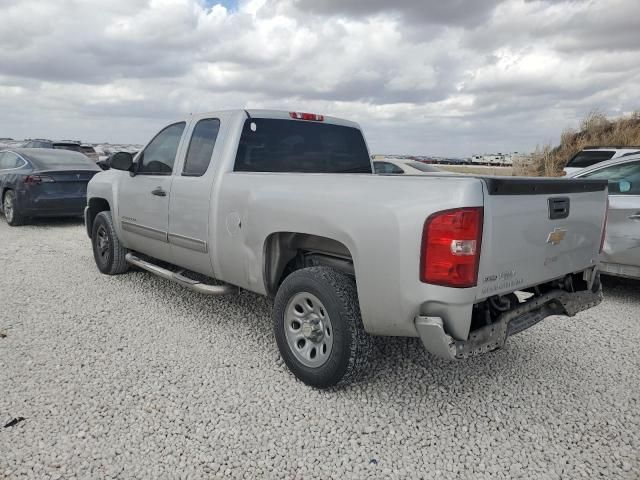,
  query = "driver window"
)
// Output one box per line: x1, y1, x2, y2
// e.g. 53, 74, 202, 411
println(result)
138, 122, 186, 175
